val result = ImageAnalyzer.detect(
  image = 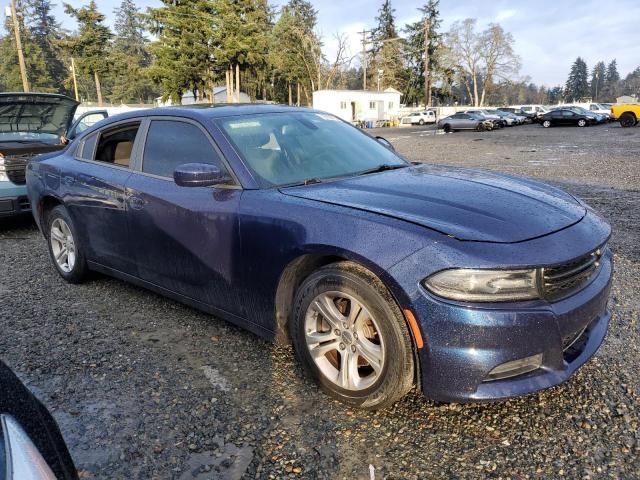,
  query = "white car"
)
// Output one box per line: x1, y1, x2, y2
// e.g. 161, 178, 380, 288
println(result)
405, 111, 436, 125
